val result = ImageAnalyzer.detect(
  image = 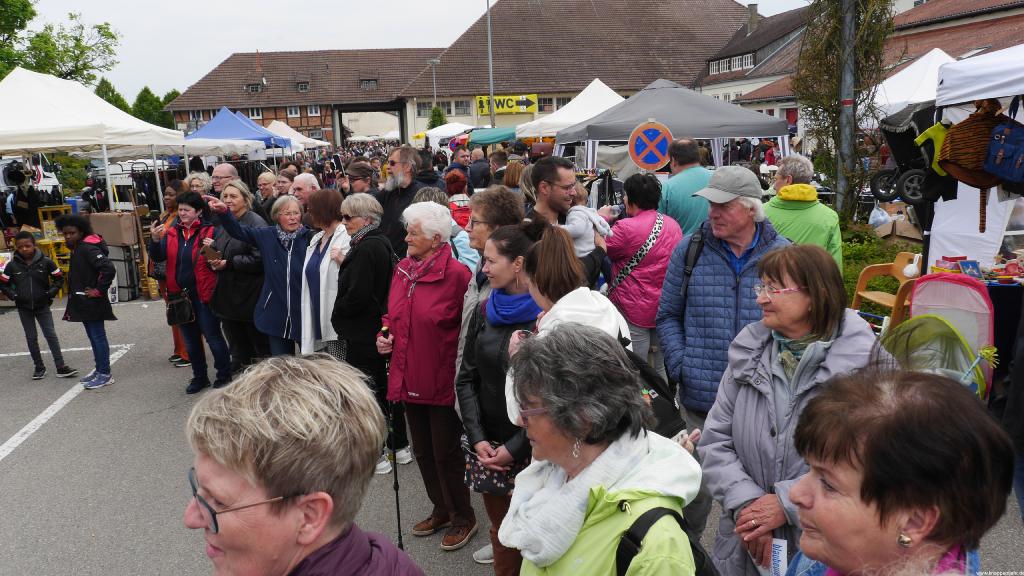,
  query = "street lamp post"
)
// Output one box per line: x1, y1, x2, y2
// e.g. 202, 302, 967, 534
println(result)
428, 58, 440, 109
486, 0, 496, 127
